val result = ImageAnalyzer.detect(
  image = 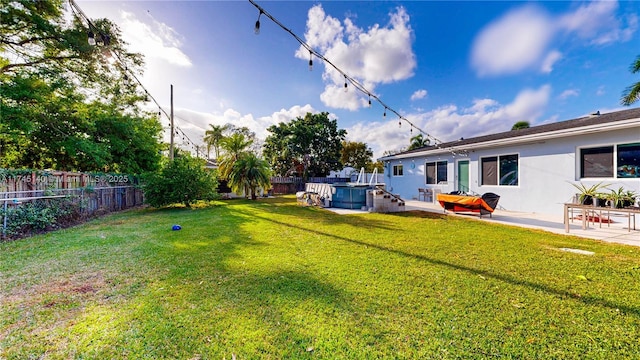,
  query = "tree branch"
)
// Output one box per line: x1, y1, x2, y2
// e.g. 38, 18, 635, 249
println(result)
0, 55, 81, 73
